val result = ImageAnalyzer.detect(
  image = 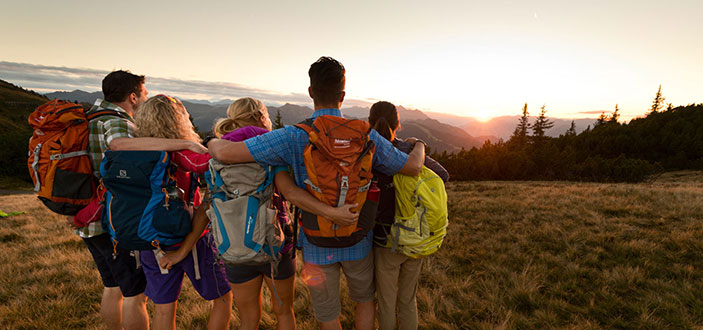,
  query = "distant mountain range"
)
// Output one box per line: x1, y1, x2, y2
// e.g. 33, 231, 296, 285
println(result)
44, 89, 596, 152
